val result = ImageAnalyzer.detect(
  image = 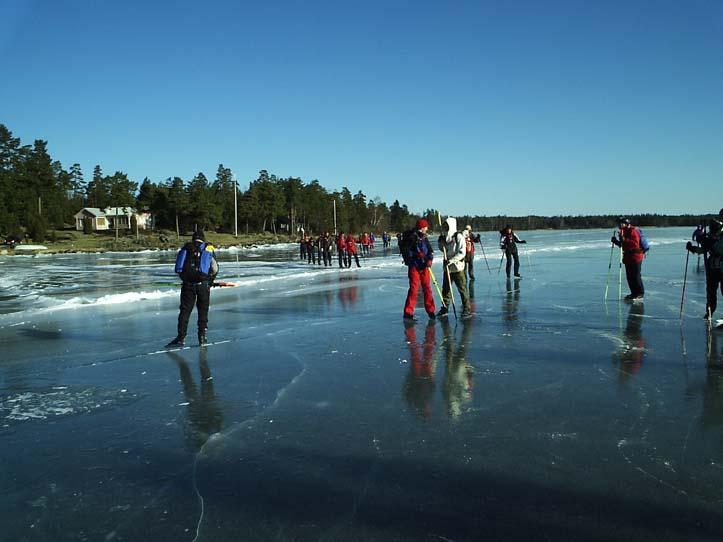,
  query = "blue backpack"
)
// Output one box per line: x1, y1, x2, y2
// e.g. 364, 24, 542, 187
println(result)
638, 229, 650, 253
